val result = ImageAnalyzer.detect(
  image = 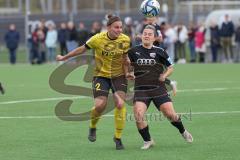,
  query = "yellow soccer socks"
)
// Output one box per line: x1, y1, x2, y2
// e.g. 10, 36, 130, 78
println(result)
90, 105, 126, 139
114, 106, 126, 139
90, 107, 101, 129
